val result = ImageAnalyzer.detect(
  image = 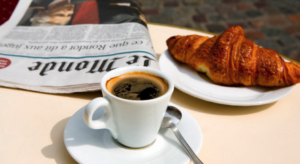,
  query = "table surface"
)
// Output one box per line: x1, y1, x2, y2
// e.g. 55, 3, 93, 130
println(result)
1, 23, 300, 164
